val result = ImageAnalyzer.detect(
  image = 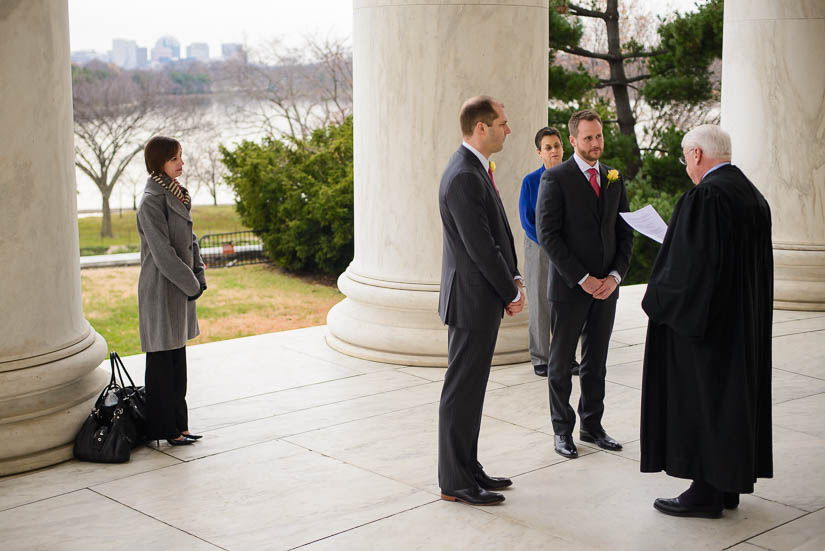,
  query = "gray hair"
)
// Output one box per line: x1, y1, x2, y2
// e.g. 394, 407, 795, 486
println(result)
681, 124, 732, 159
